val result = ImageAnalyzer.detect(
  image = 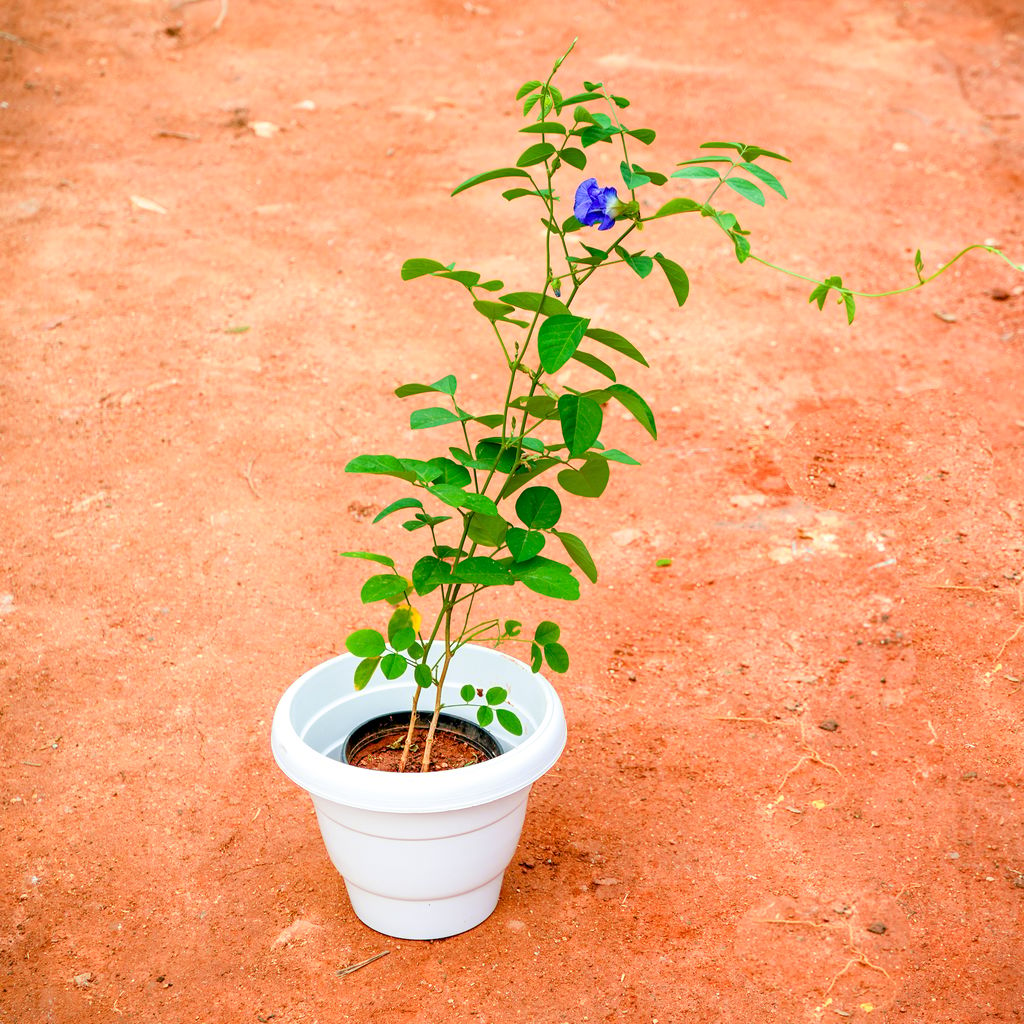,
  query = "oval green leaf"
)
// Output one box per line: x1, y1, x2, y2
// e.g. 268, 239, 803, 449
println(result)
538, 315, 591, 374
380, 653, 408, 680
346, 629, 385, 658
515, 486, 562, 530
544, 642, 570, 673
354, 656, 379, 690
558, 393, 604, 459
360, 574, 410, 604
452, 166, 533, 197
496, 708, 524, 735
